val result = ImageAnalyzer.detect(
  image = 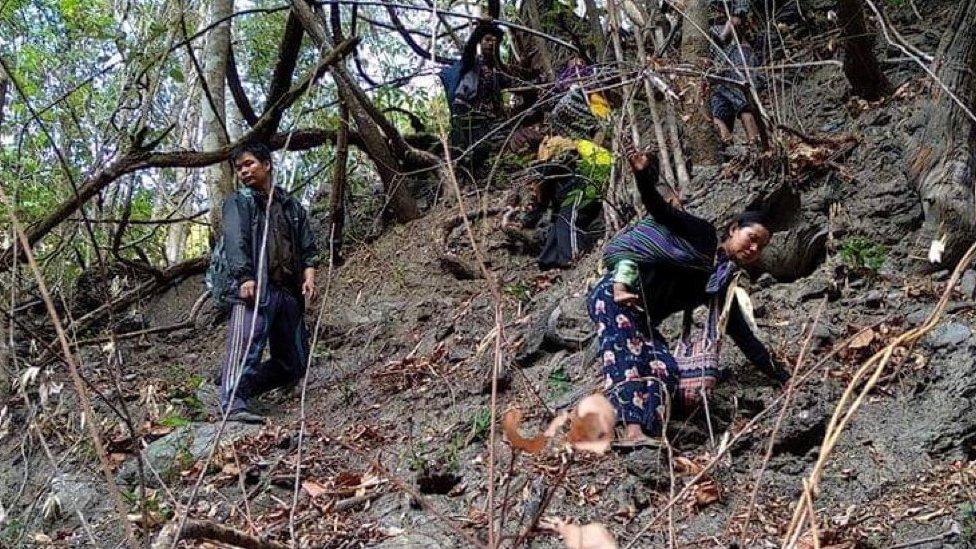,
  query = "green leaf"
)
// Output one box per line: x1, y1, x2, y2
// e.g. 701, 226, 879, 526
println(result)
159, 414, 191, 428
